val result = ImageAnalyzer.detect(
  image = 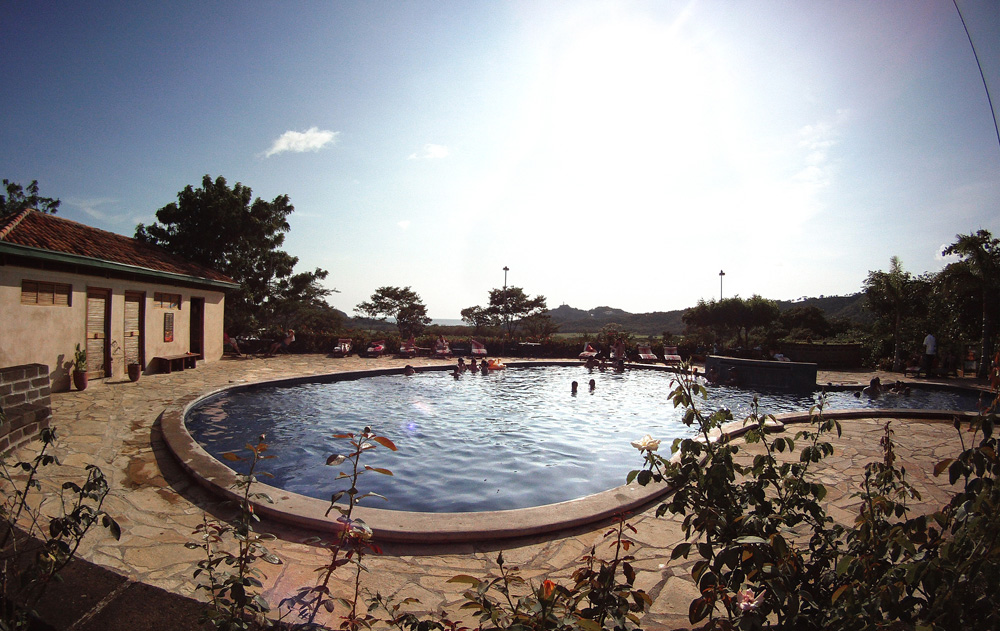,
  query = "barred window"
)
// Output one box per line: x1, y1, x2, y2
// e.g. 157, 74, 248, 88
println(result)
21, 281, 72, 306
154, 292, 182, 309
